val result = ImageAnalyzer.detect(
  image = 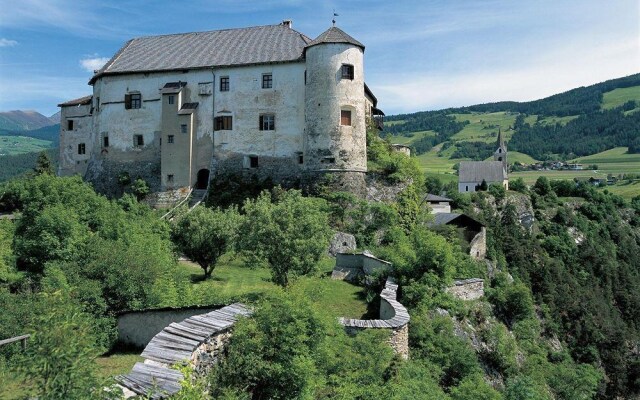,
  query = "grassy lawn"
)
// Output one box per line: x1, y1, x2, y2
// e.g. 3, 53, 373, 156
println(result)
510, 170, 605, 185
180, 253, 370, 320
95, 351, 144, 379
602, 86, 640, 110
0, 136, 52, 156
605, 181, 640, 199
